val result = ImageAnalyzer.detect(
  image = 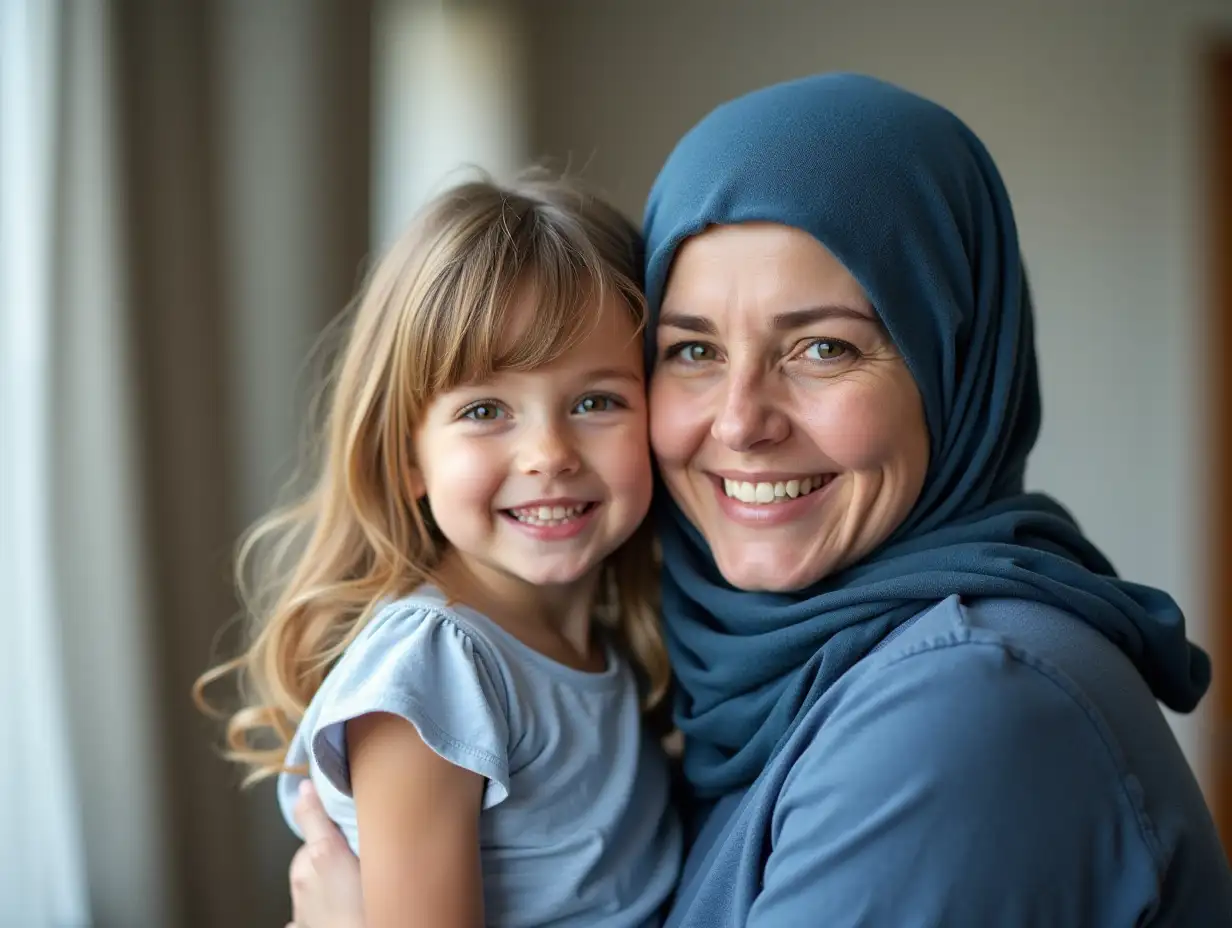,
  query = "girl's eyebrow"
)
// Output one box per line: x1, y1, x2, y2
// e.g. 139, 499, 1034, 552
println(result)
586, 367, 643, 383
